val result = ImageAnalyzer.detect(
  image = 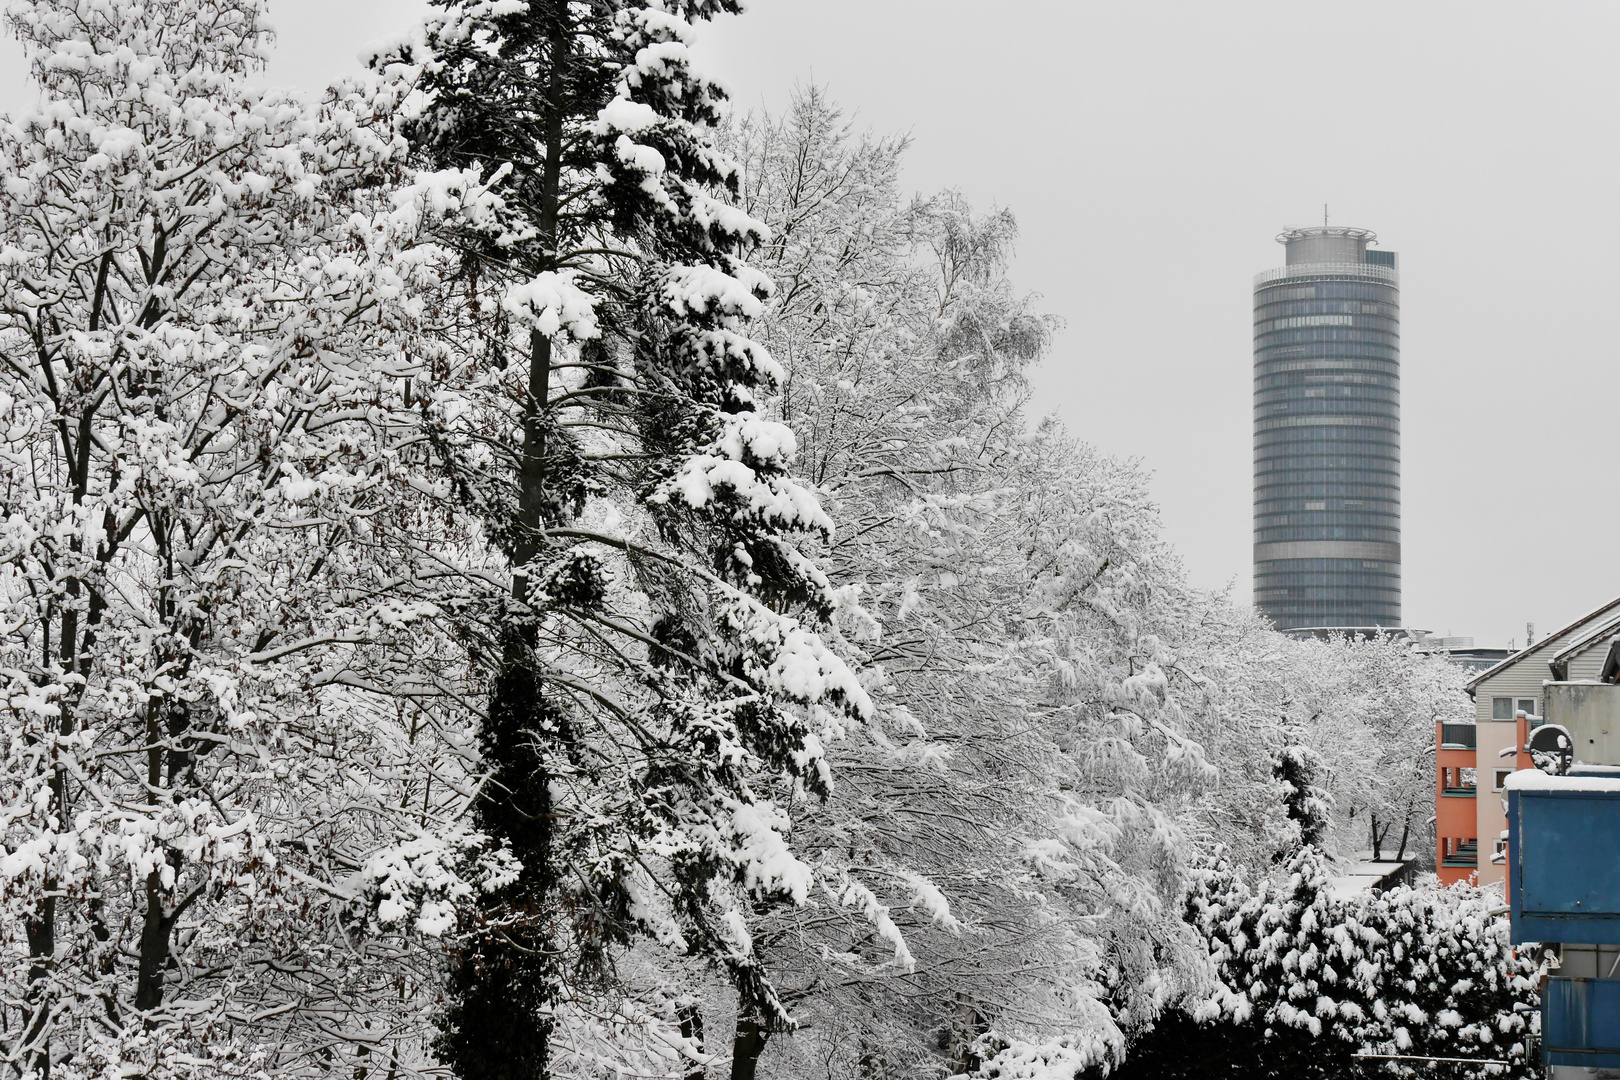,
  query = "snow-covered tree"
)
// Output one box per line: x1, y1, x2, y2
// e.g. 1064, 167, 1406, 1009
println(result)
1109, 849, 1540, 1080
1326, 635, 1469, 862
1273, 726, 1332, 855
0, 0, 493, 1075
0, 4, 1503, 1077
370, 9, 874, 1079
1180, 626, 1465, 867
727, 98, 1485, 1078
712, 89, 1244, 1080
1256, 634, 1466, 864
